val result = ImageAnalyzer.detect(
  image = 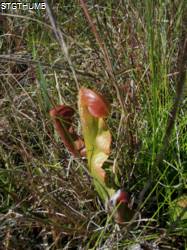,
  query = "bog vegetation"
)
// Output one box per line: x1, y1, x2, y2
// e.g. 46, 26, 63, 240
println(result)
0, 1, 186, 249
